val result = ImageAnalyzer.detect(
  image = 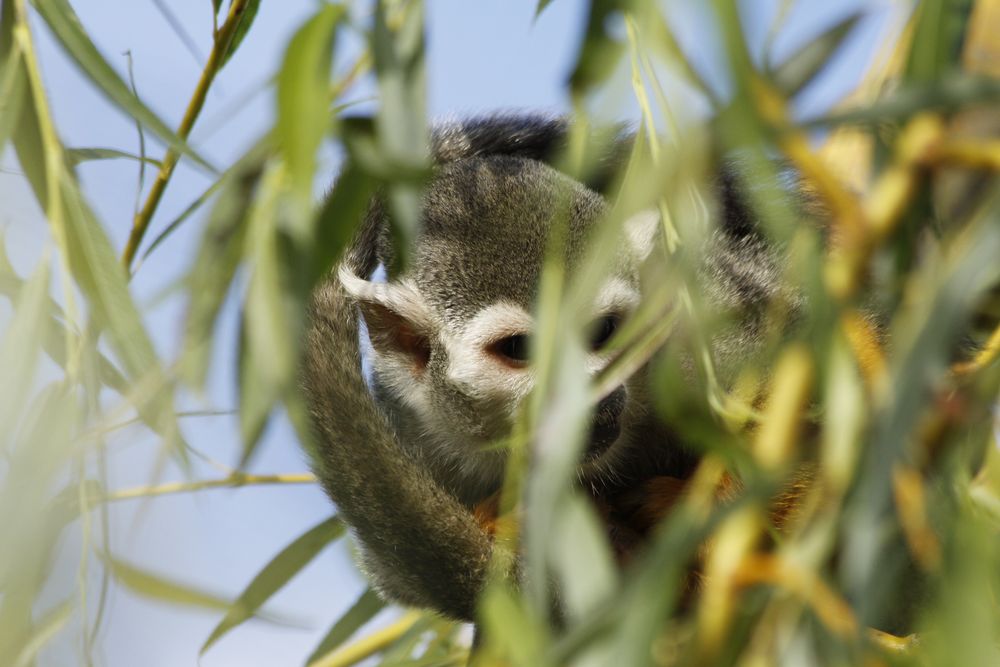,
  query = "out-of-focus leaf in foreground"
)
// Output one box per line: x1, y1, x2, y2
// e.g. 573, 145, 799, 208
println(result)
201, 516, 345, 654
